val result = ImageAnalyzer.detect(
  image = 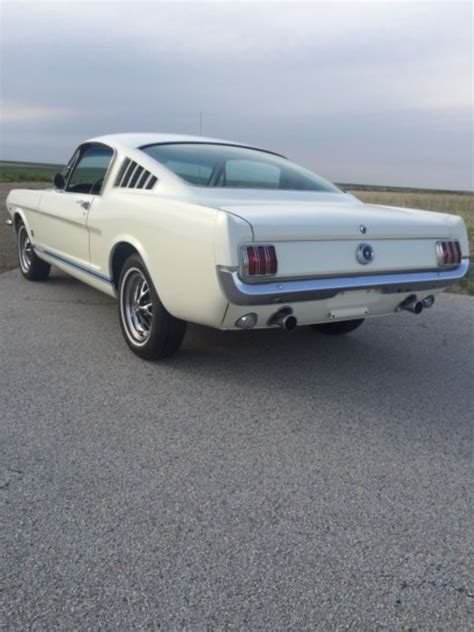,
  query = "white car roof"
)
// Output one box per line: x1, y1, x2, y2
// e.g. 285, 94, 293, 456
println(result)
85, 132, 268, 152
